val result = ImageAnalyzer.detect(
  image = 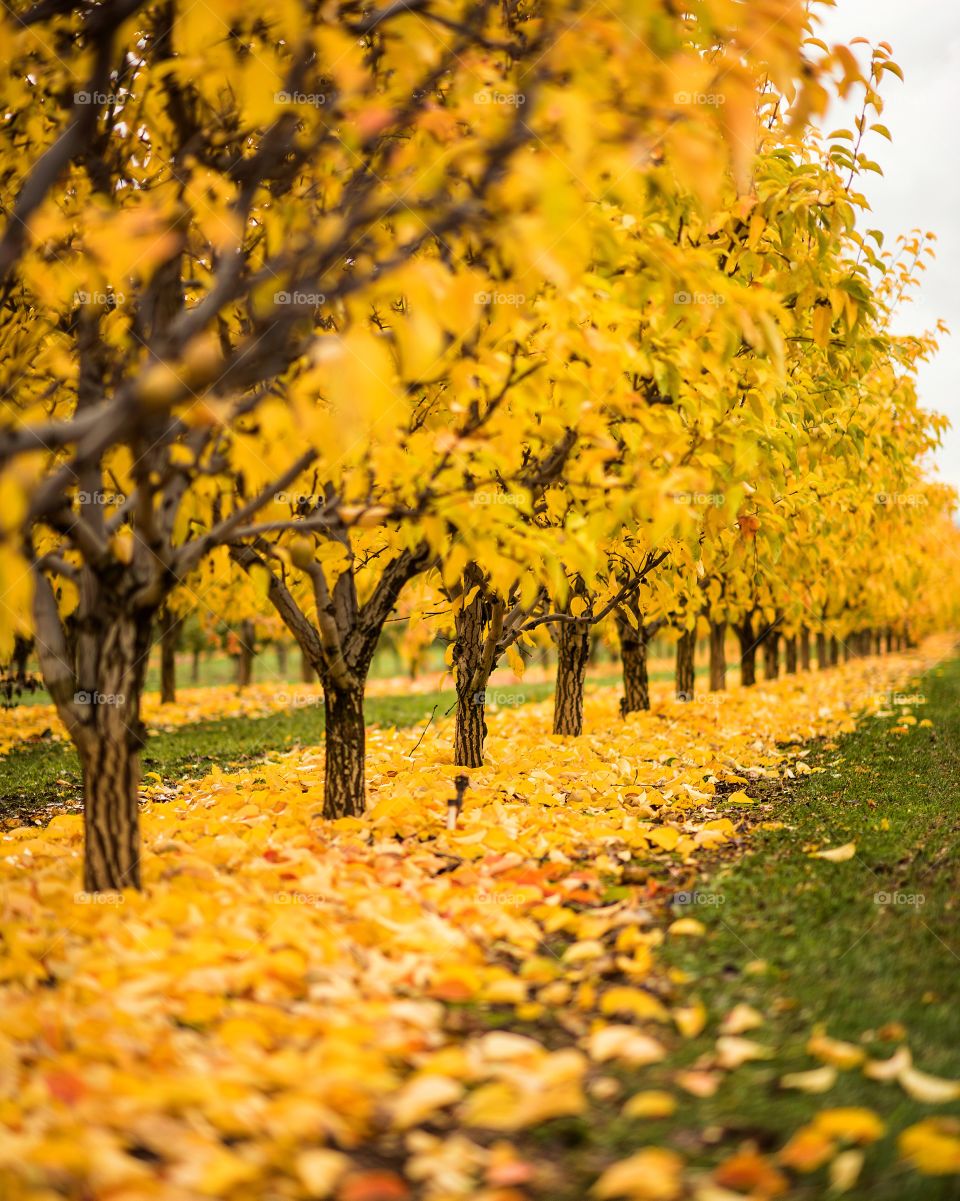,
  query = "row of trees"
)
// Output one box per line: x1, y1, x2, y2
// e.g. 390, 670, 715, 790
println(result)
1, 0, 957, 889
